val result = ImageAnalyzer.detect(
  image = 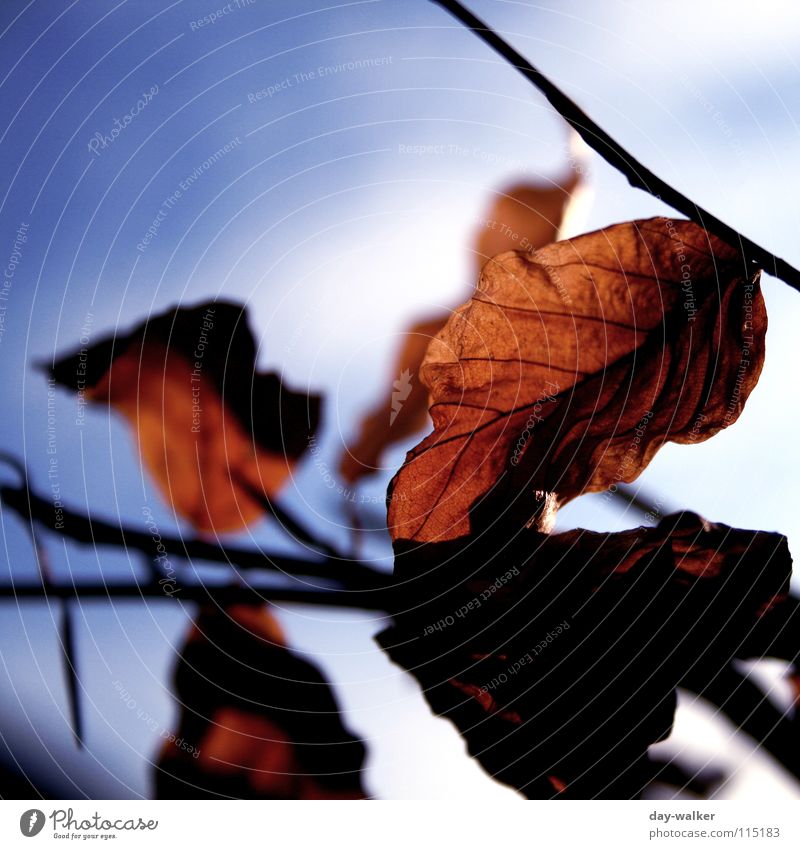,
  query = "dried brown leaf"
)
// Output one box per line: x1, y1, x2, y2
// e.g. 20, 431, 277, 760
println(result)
388, 218, 764, 543
340, 172, 581, 484
473, 172, 581, 273
339, 315, 445, 483
158, 605, 367, 799
49, 301, 320, 533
